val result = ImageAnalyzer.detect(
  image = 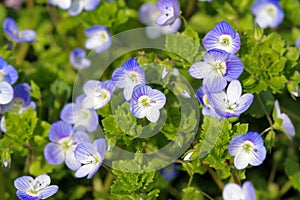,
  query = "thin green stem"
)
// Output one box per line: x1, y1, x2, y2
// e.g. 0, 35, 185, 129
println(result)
256, 94, 274, 130
201, 191, 214, 200
184, 0, 195, 19
226, 160, 240, 185
268, 159, 278, 184
202, 162, 224, 190
179, 15, 188, 29
16, 43, 29, 66
187, 175, 193, 187
260, 127, 272, 136
279, 180, 292, 197
103, 171, 114, 193
23, 143, 34, 174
